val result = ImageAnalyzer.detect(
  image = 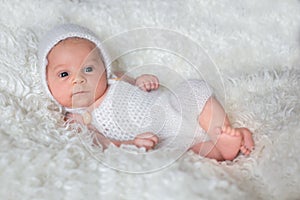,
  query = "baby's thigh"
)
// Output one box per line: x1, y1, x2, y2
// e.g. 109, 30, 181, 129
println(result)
170, 79, 213, 115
